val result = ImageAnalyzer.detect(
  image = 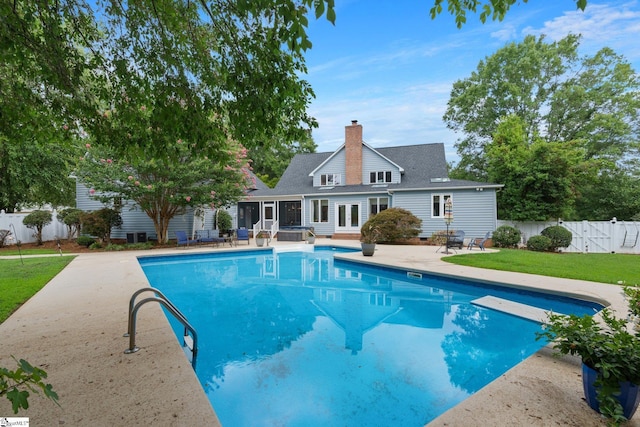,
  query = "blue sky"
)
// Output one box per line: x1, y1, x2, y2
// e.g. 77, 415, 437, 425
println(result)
303, 1, 640, 162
